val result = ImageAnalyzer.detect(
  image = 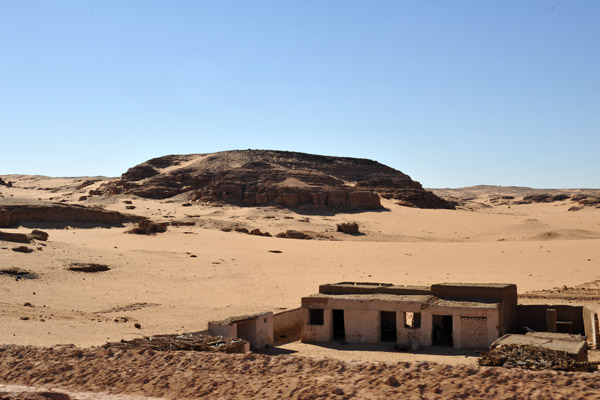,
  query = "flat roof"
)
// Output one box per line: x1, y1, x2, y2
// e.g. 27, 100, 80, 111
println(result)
434, 283, 516, 289
306, 293, 432, 302
319, 282, 516, 298
432, 297, 500, 308
325, 282, 515, 289
208, 311, 271, 326
331, 281, 394, 287
303, 293, 500, 309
